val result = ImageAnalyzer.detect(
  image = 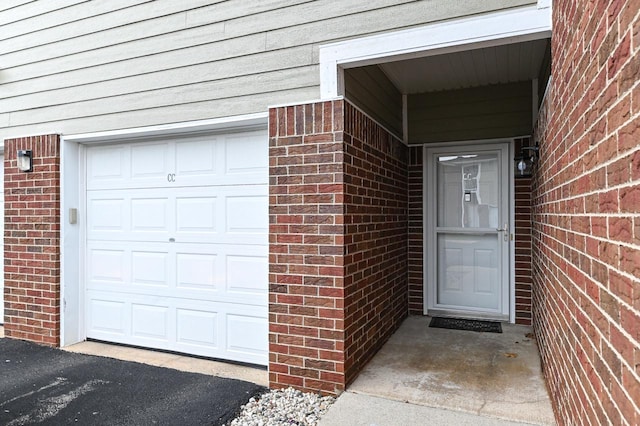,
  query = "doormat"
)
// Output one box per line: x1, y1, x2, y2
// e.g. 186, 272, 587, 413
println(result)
429, 317, 502, 333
